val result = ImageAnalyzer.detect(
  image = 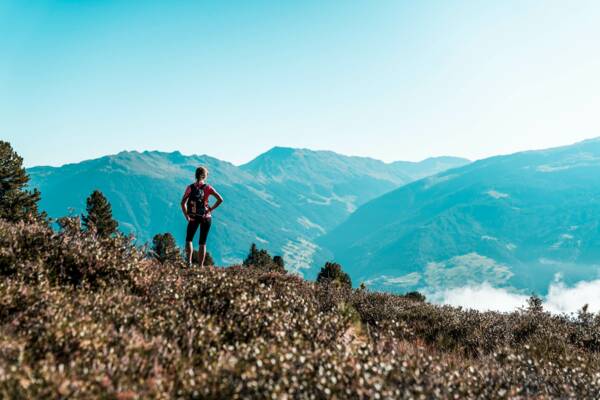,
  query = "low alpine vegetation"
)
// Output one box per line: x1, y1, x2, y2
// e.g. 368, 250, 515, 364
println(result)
1, 141, 600, 398
1, 217, 600, 399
